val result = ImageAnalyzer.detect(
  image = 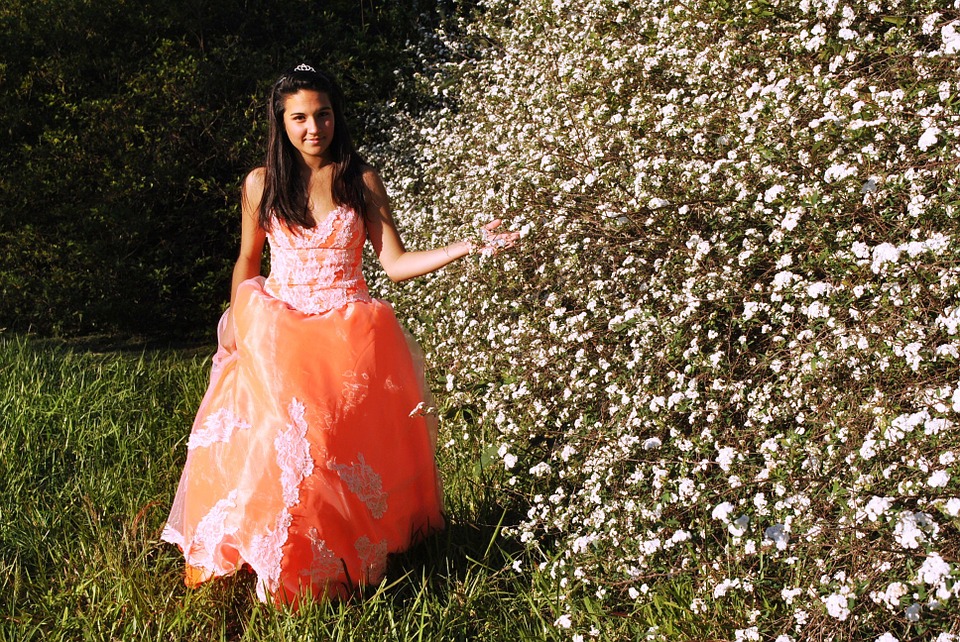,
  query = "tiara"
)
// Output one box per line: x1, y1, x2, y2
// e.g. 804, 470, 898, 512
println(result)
293, 64, 316, 73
